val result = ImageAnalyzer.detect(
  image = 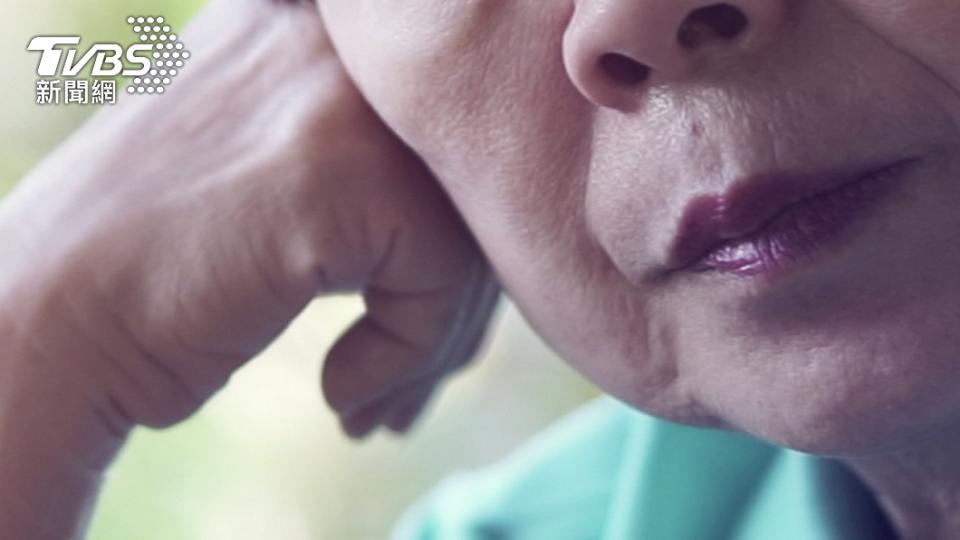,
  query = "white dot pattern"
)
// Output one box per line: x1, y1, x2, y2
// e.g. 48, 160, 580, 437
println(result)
125, 15, 190, 96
